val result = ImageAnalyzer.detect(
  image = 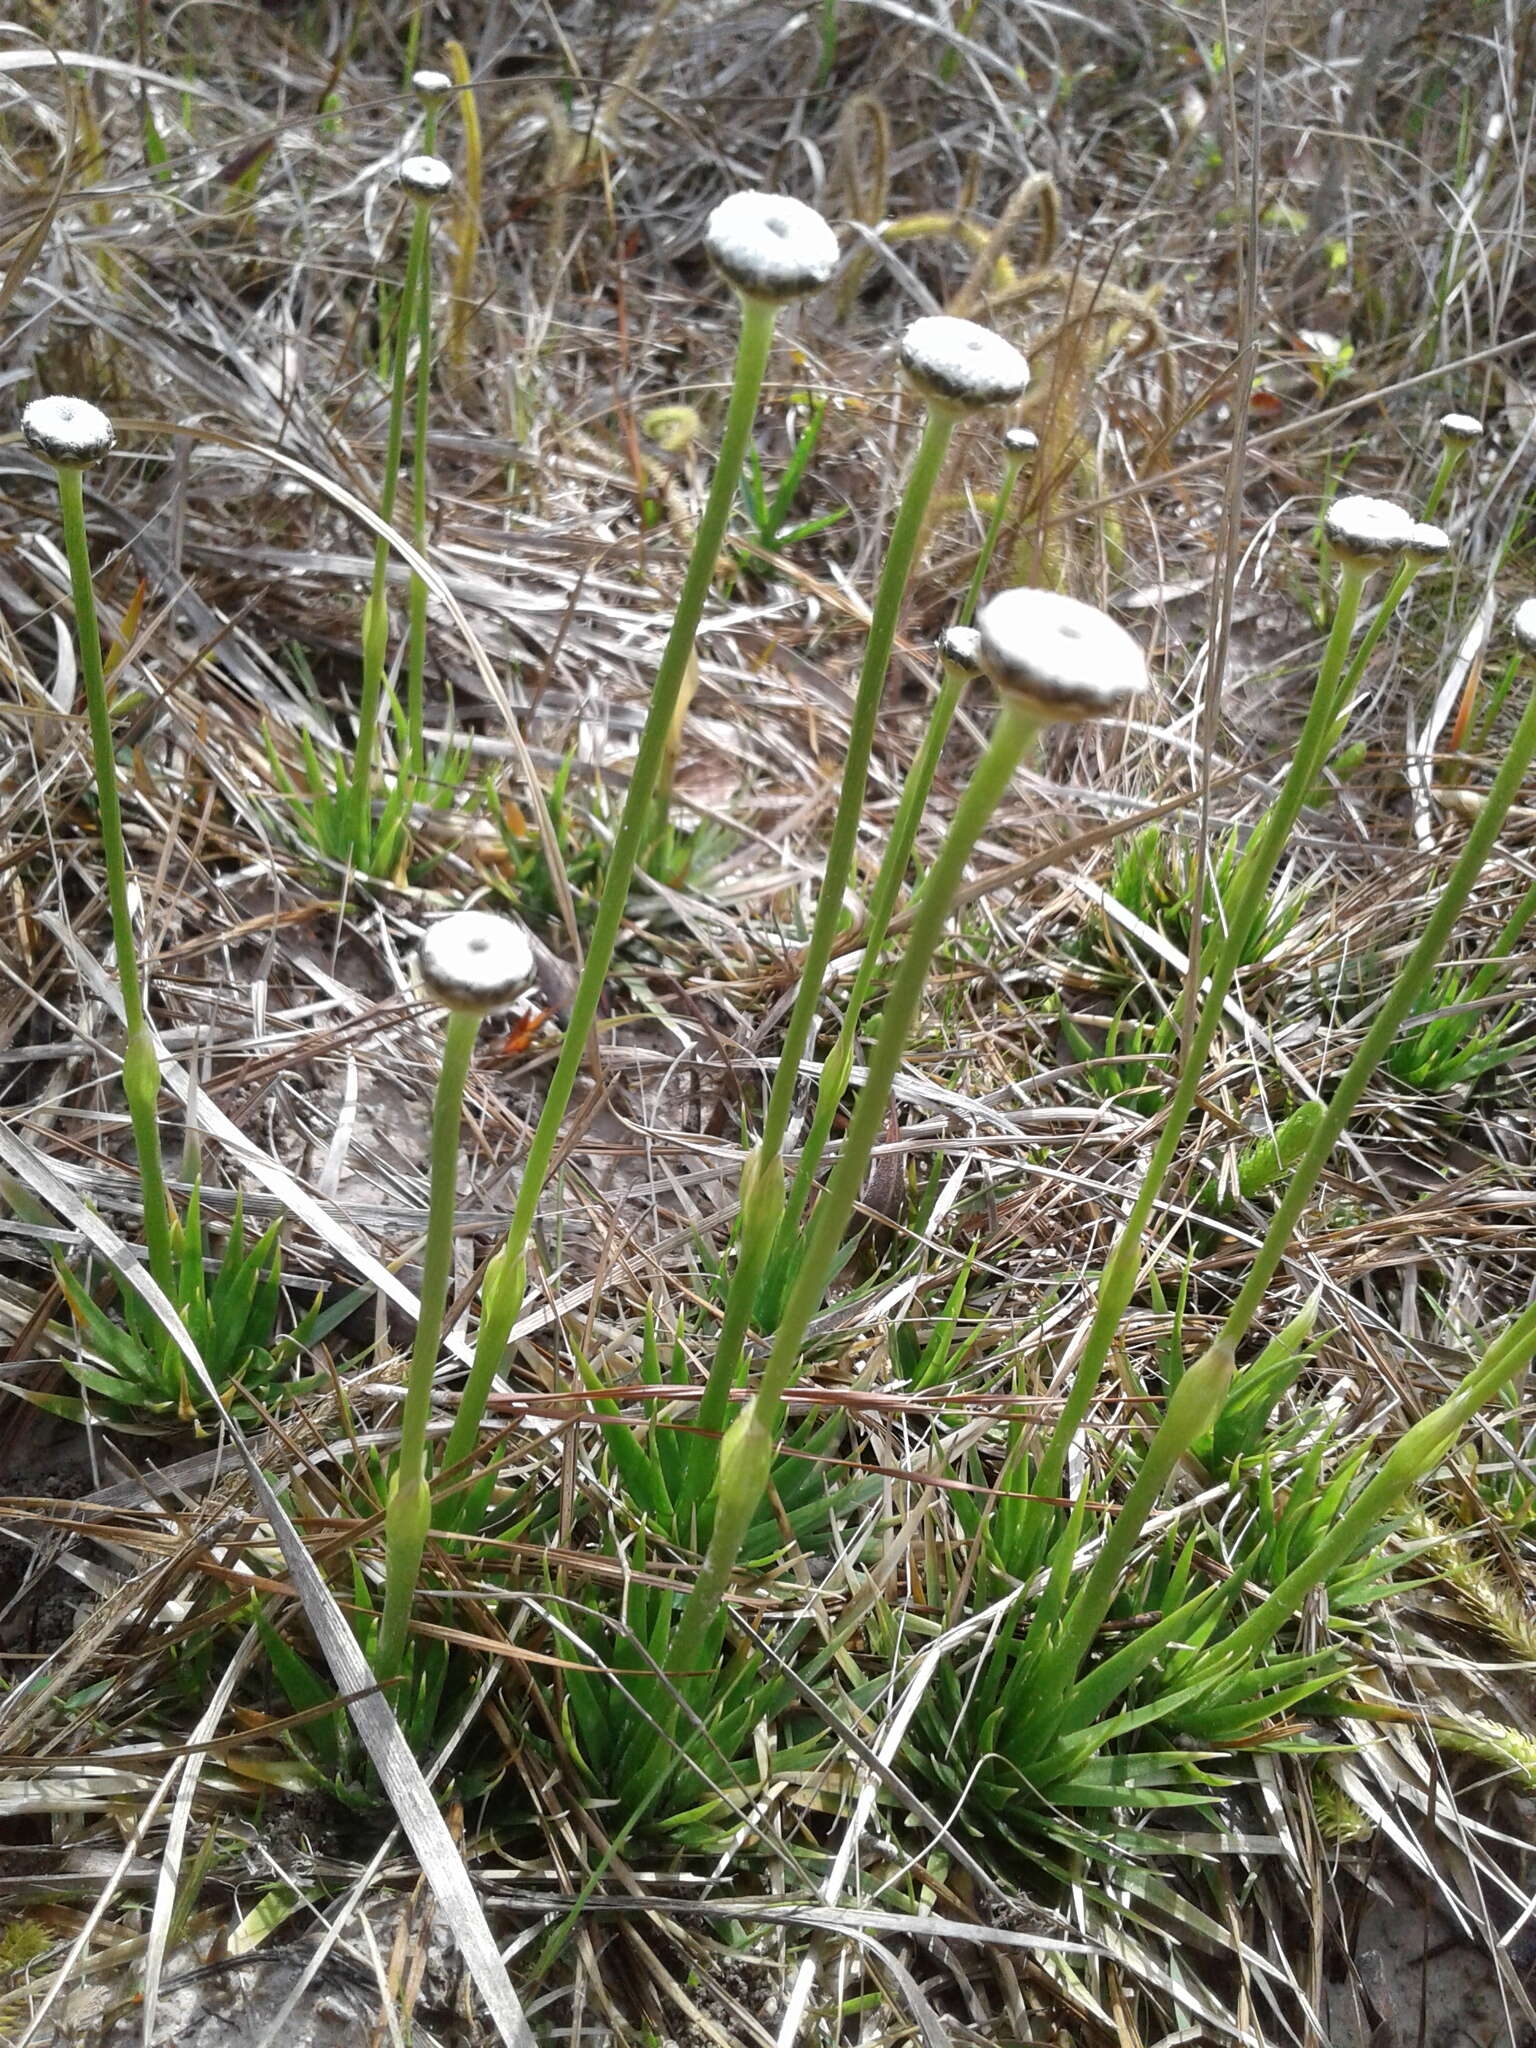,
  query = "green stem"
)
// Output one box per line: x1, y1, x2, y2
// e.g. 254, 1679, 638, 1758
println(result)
405, 187, 436, 779
489, 293, 780, 1330
439, 1242, 526, 1486
1217, 1293, 1536, 1668
773, 441, 1020, 1248
377, 1003, 478, 1679
1420, 443, 1463, 524
684, 406, 957, 1488
1208, 665, 1536, 1360
757, 404, 956, 1168
665, 694, 1042, 1704
349, 198, 431, 860
1330, 556, 1423, 727
56, 468, 176, 1299
1031, 560, 1372, 1507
